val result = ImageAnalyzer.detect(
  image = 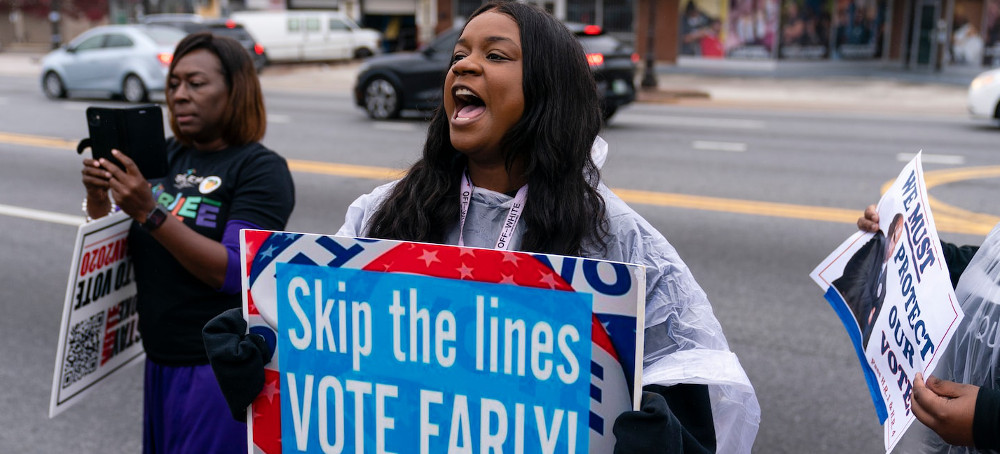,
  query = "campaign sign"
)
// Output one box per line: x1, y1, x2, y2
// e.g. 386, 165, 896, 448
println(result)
811, 152, 963, 453
50, 211, 143, 418
242, 231, 645, 454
